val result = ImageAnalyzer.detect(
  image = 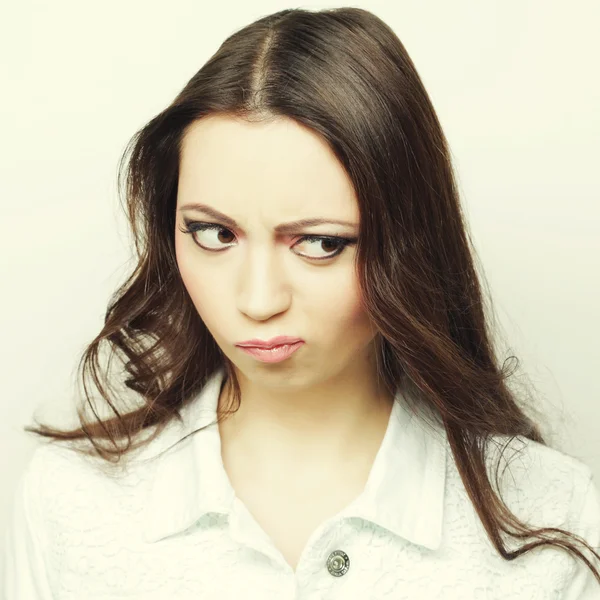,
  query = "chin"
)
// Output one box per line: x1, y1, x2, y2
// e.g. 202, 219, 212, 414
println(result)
241, 359, 318, 389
